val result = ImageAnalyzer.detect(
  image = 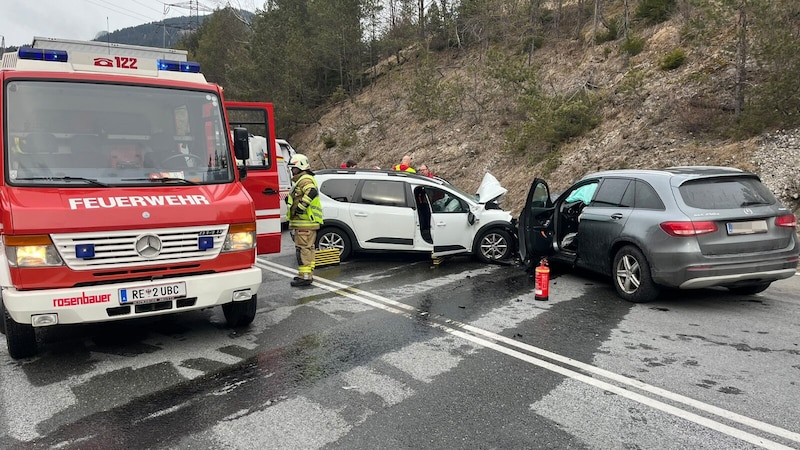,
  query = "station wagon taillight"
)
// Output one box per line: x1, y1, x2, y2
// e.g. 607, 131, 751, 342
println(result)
660, 221, 718, 236
775, 214, 797, 228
